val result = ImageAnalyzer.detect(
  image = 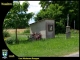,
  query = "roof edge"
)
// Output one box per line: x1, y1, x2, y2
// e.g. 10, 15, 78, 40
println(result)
30, 18, 54, 25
